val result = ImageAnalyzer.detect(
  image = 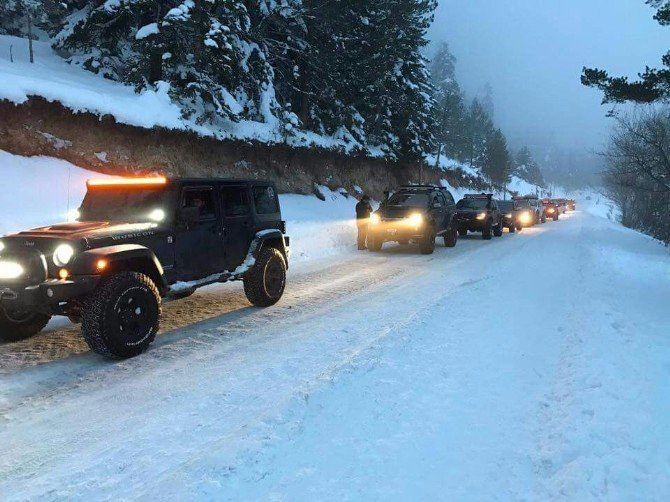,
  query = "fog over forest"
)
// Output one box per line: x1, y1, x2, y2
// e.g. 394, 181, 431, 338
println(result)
428, 0, 668, 187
